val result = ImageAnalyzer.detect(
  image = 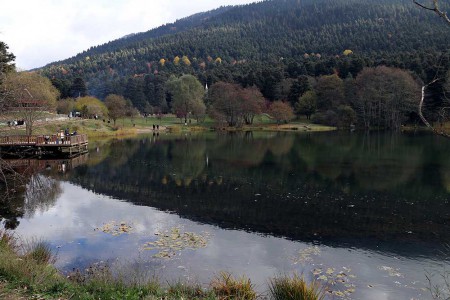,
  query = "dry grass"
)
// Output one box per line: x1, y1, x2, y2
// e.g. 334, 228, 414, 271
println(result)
269, 274, 325, 300
210, 272, 258, 300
